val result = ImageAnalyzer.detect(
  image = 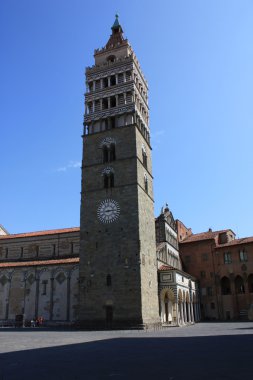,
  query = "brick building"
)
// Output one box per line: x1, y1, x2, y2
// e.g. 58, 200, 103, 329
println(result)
178, 220, 253, 320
